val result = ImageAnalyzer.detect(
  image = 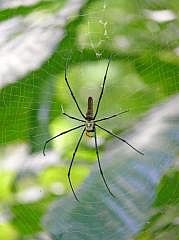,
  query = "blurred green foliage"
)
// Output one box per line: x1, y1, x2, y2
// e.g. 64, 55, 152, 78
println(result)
0, 0, 179, 239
